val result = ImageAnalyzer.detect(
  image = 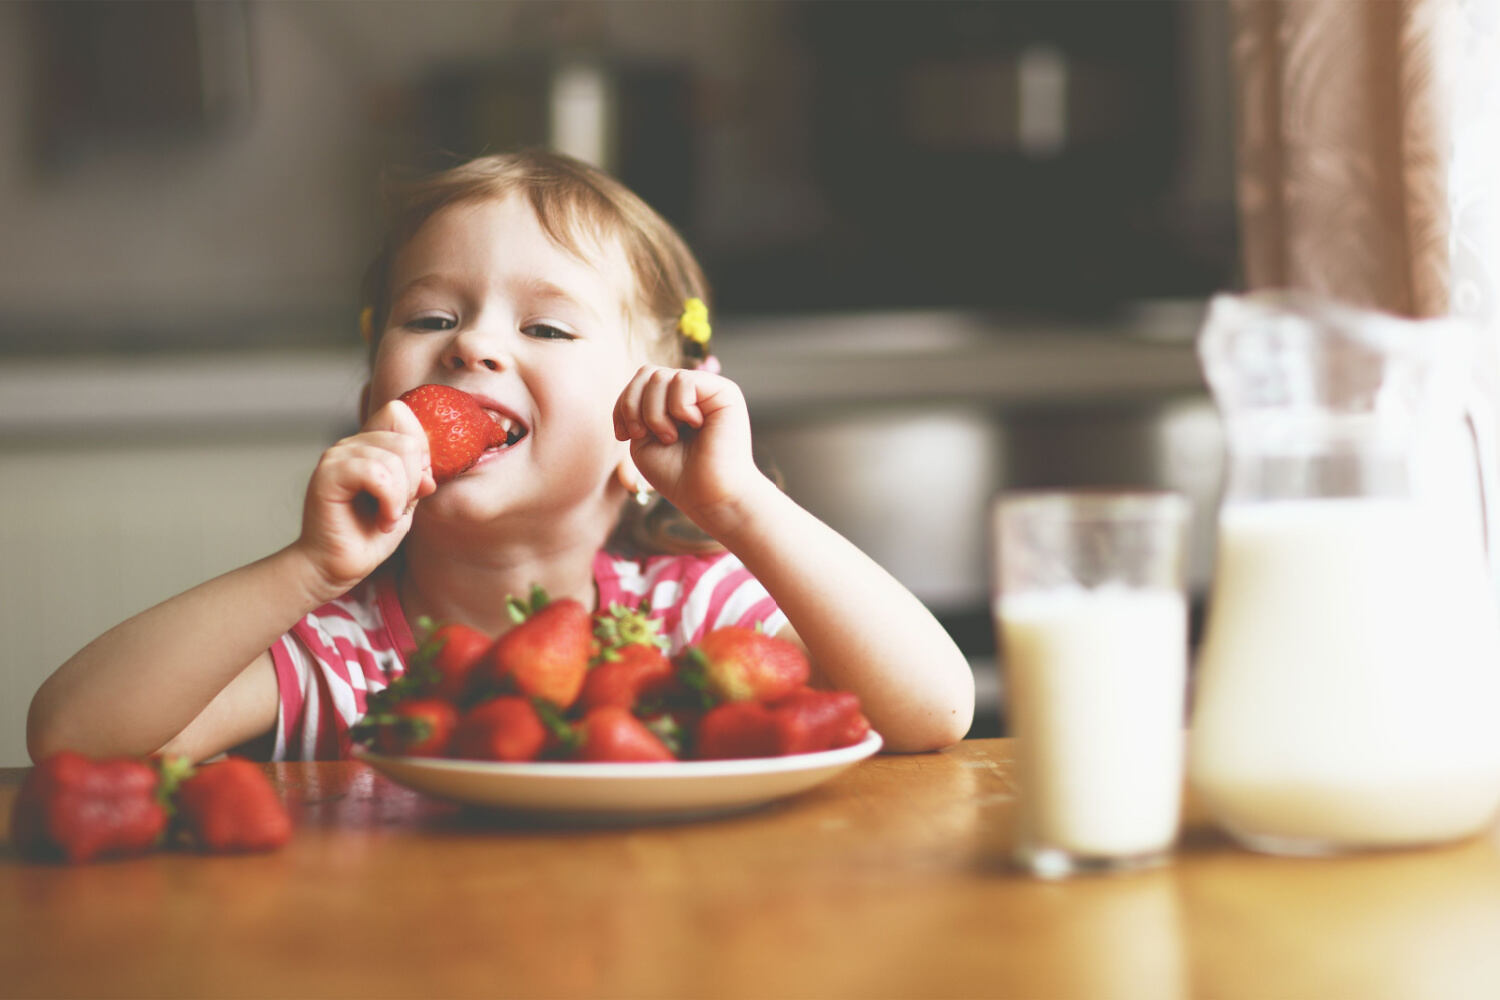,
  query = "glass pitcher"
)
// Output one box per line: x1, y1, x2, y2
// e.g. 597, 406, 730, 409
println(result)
1188, 290, 1500, 855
